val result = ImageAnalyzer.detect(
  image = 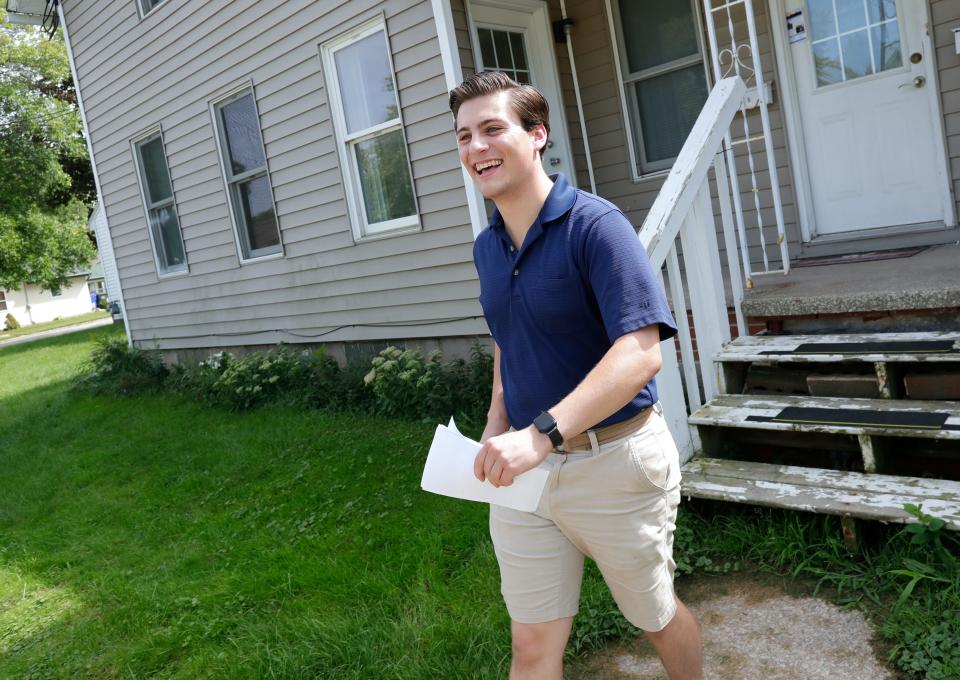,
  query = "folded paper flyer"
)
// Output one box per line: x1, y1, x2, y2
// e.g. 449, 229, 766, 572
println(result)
420, 419, 550, 512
